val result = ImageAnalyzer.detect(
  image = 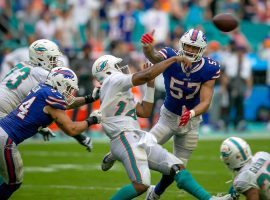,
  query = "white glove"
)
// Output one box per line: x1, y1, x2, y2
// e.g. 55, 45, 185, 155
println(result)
92, 87, 100, 100
81, 136, 93, 152
38, 127, 56, 141
90, 110, 102, 123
